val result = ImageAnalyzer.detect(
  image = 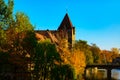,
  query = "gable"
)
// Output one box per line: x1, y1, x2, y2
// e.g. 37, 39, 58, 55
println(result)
58, 13, 73, 30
